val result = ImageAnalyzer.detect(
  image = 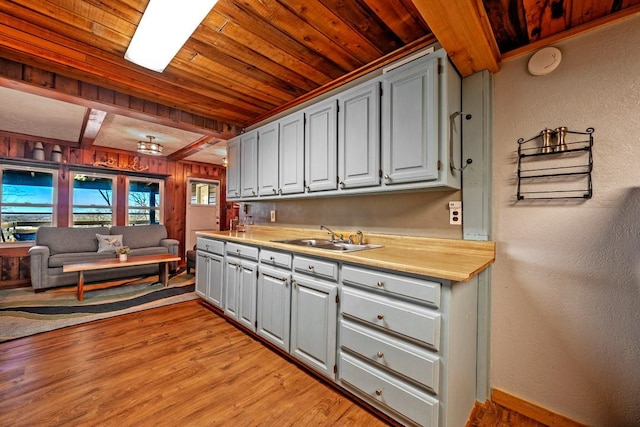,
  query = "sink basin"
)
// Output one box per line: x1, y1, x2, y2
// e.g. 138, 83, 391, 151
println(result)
272, 238, 383, 253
